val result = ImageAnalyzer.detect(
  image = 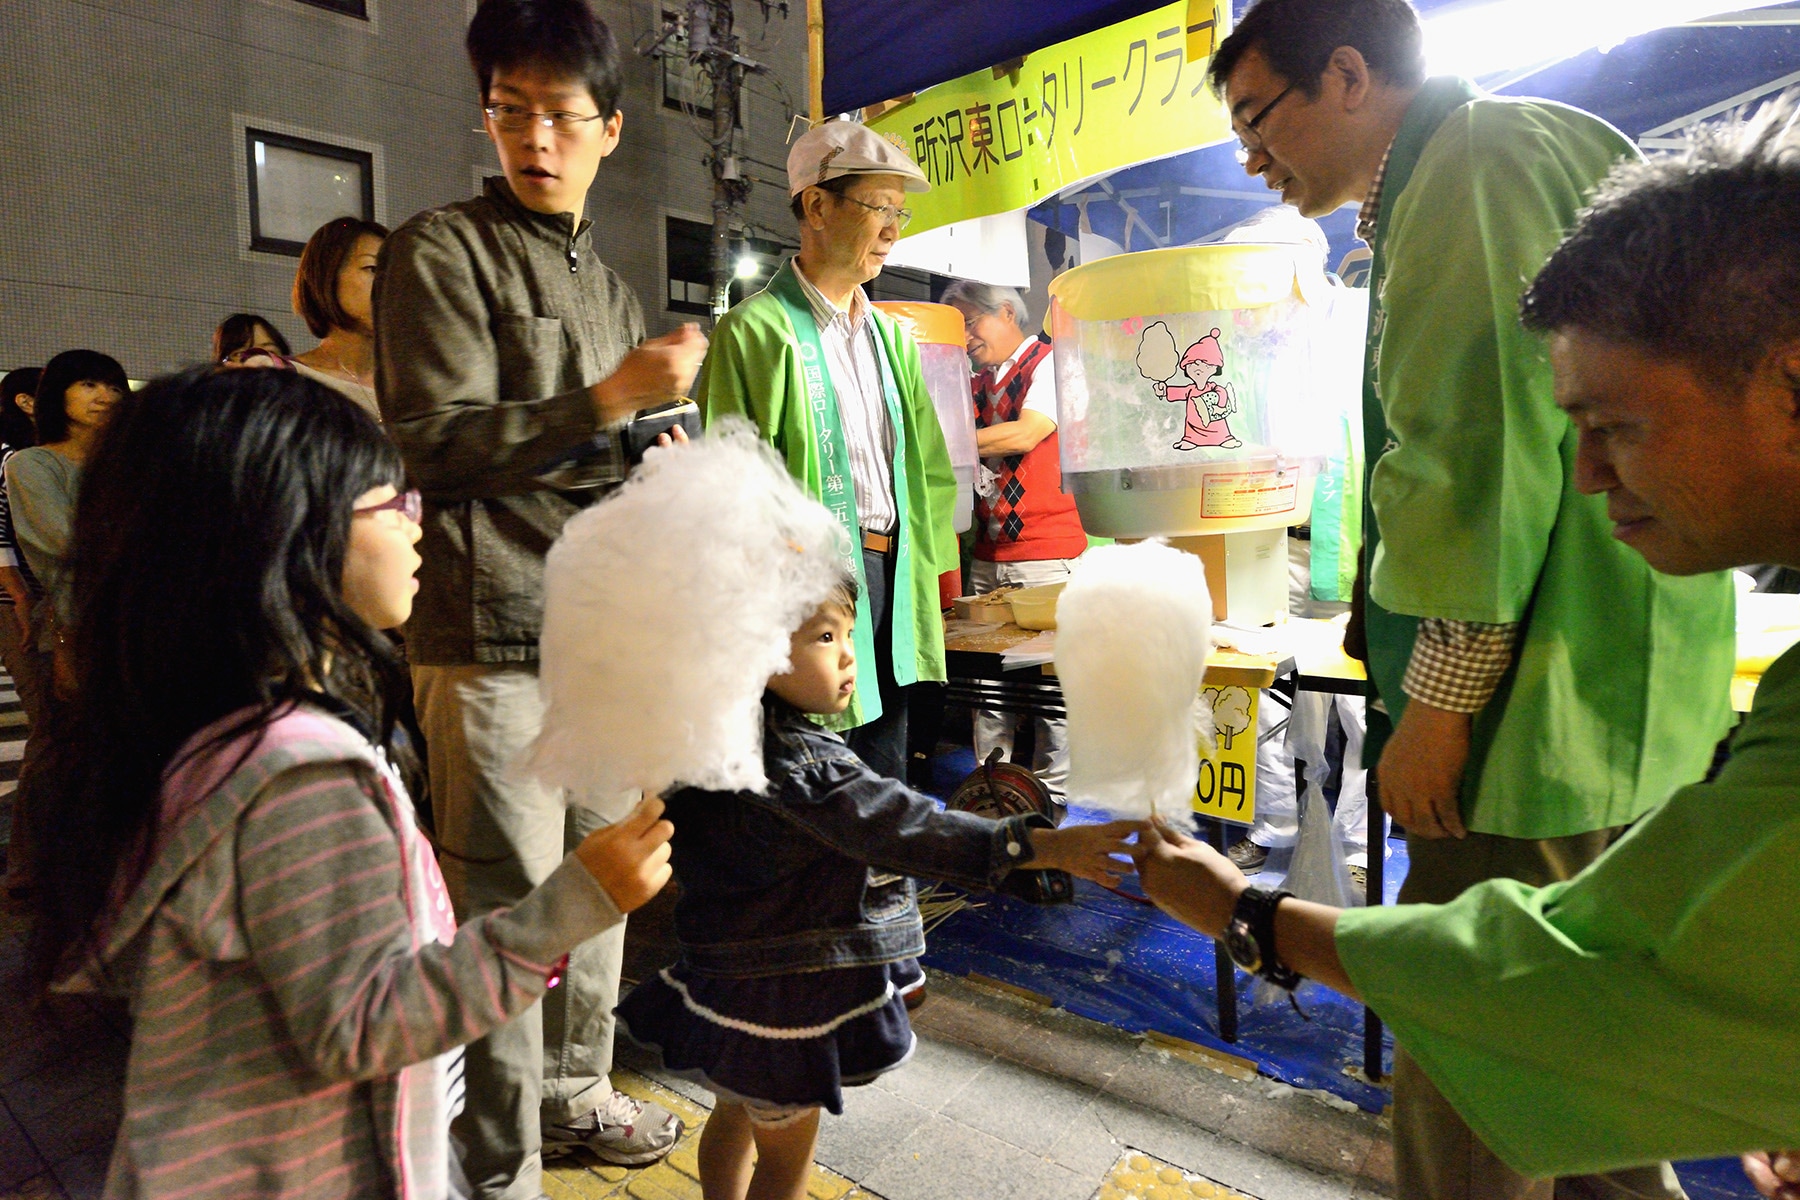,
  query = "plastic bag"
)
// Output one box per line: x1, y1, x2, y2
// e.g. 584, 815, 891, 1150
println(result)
1252, 691, 1353, 1007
